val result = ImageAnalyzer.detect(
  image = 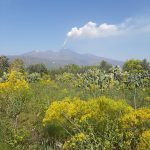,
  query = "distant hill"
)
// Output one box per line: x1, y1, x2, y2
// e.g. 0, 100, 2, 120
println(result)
8, 49, 123, 68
